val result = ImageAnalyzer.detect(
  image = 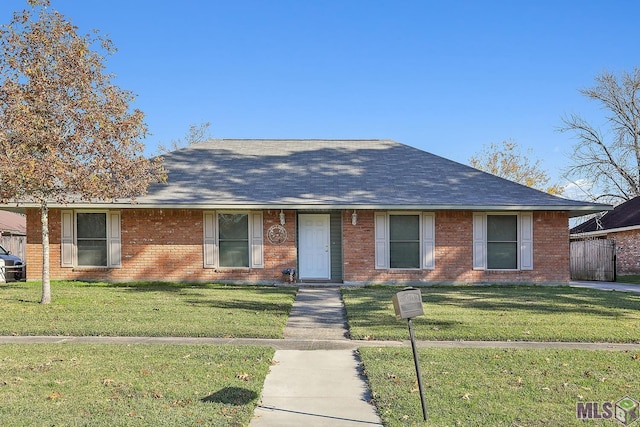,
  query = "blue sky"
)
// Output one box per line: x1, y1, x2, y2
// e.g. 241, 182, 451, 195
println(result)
2, 0, 639, 197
